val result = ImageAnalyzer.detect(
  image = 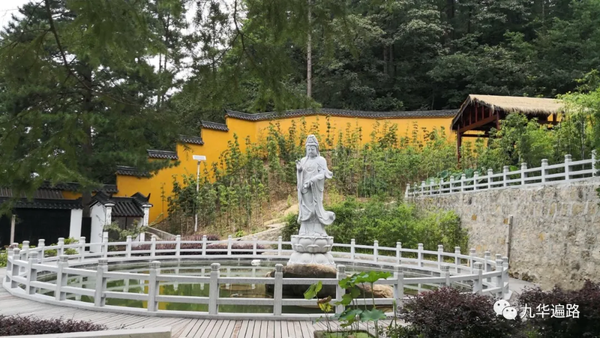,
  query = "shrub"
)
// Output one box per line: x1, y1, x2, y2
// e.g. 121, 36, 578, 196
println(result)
395, 287, 524, 338
518, 280, 600, 338
282, 198, 469, 252
0, 315, 106, 336
180, 234, 220, 241
105, 222, 144, 242
44, 238, 78, 257
0, 250, 6, 268
281, 213, 299, 241
132, 234, 264, 255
